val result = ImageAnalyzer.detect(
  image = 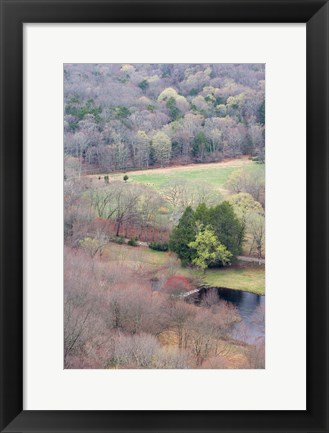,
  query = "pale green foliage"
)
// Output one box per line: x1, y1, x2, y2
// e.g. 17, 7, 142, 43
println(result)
188, 226, 232, 271
228, 193, 265, 258
137, 130, 149, 141
135, 130, 150, 168
216, 104, 227, 116
152, 131, 172, 165
225, 167, 265, 206
228, 192, 264, 225
79, 236, 105, 258
227, 93, 245, 110
120, 64, 135, 74
158, 87, 178, 101
247, 211, 265, 259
